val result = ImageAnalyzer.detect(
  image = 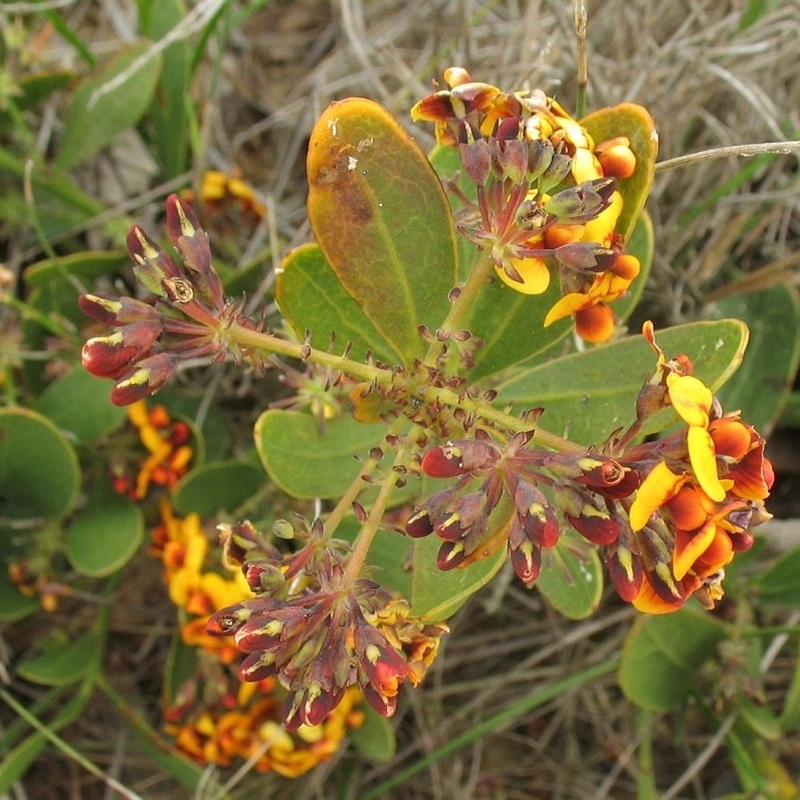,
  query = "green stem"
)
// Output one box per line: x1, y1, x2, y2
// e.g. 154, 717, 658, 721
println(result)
343, 433, 416, 585
427, 251, 495, 349
226, 320, 582, 454
0, 685, 144, 800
